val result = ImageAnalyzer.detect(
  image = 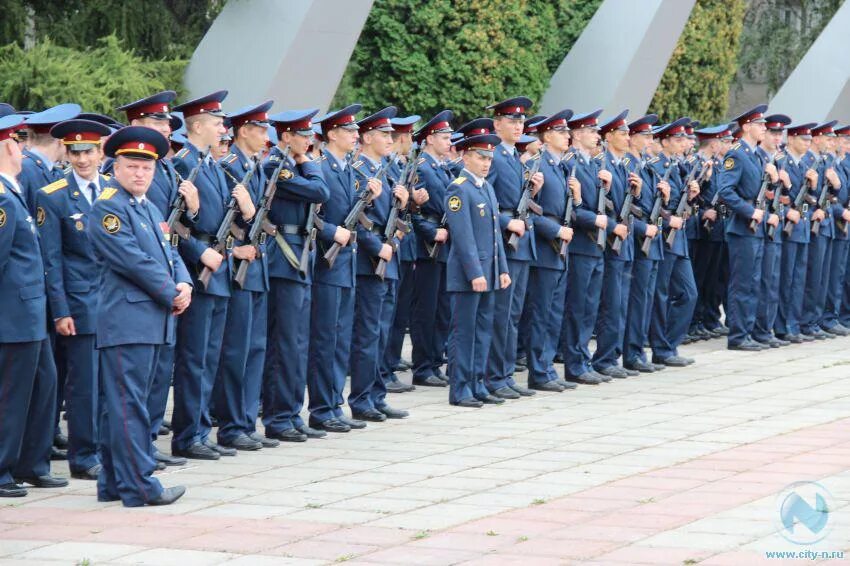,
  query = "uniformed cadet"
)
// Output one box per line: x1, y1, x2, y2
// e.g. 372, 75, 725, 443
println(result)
0, 114, 67, 498
35, 119, 112, 481
306, 105, 375, 433
801, 122, 842, 339
409, 110, 455, 388
116, 91, 198, 468
349, 107, 411, 421
445, 133, 511, 407
775, 123, 818, 343
834, 126, 850, 330
211, 101, 273, 451
718, 105, 779, 350
88, 126, 191, 507
561, 109, 612, 384
169, 90, 239, 459
592, 110, 643, 379
485, 97, 543, 398
822, 124, 850, 336
383, 114, 422, 387
753, 115, 792, 347
522, 110, 576, 393
648, 118, 698, 365
622, 114, 666, 373
263, 108, 330, 442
